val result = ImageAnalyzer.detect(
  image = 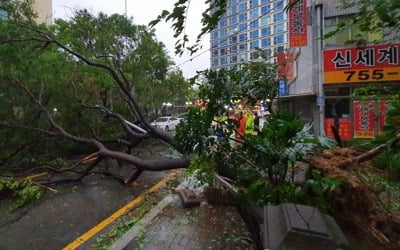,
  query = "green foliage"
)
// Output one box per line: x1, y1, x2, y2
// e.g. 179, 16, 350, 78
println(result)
184, 153, 216, 187
325, 0, 400, 41
150, 0, 228, 56
0, 178, 44, 211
